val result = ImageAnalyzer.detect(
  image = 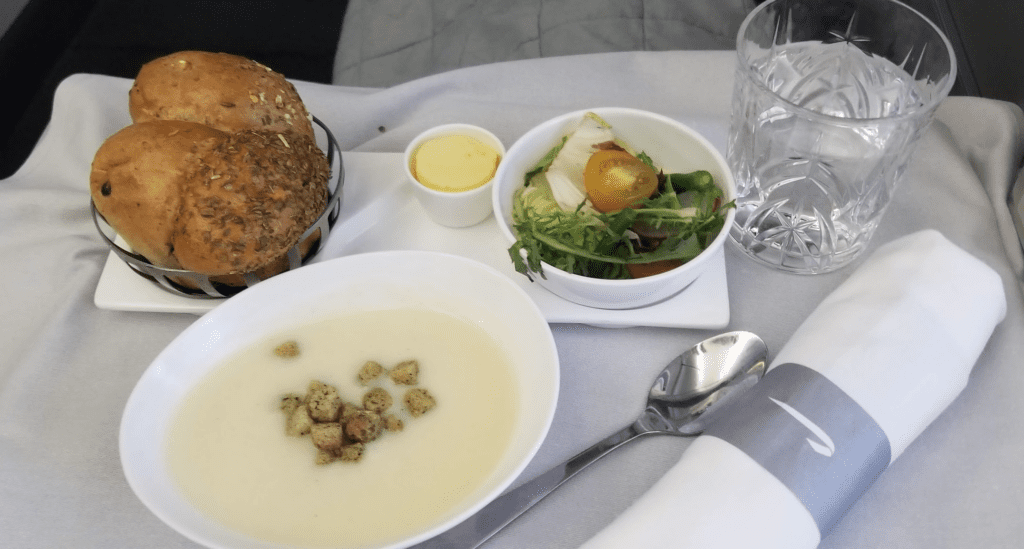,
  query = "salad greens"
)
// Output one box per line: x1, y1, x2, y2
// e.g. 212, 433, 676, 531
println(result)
508, 114, 733, 280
